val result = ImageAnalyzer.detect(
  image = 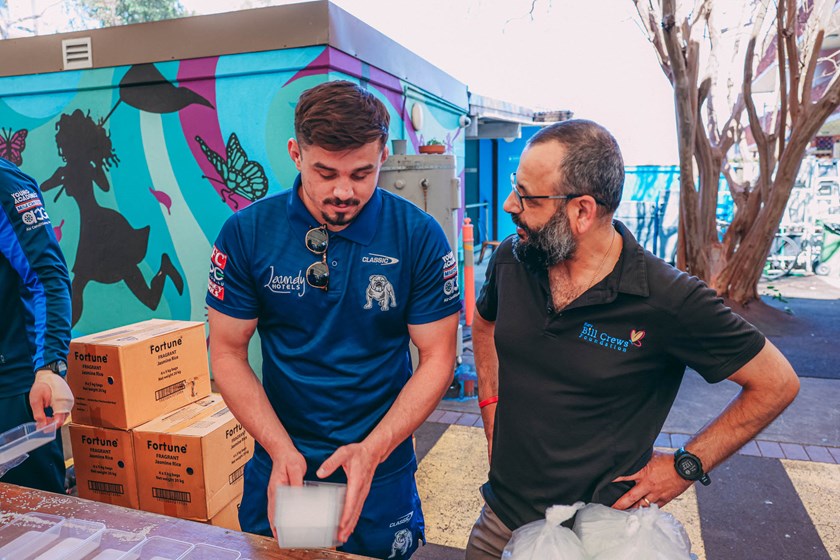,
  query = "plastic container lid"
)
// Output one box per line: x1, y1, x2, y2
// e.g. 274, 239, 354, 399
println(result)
27, 518, 105, 560
274, 481, 346, 549
180, 543, 240, 560
0, 422, 59, 466
122, 536, 194, 560
72, 529, 146, 560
